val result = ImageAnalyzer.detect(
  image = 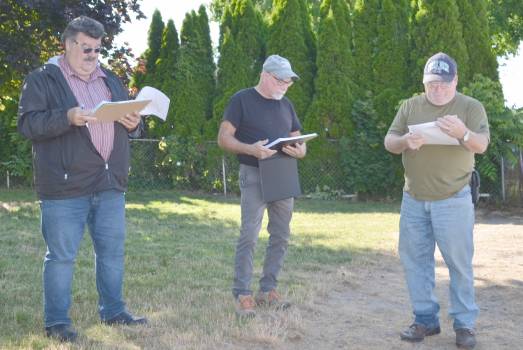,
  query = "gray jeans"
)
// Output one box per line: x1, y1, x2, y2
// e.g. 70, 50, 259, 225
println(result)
232, 164, 294, 298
